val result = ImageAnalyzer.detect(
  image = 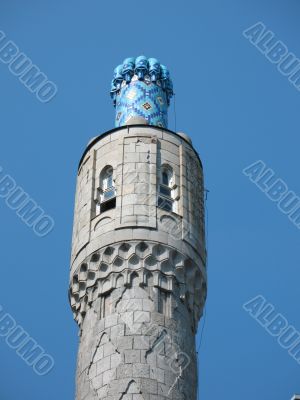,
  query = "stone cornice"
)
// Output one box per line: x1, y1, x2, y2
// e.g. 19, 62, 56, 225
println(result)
69, 241, 207, 327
